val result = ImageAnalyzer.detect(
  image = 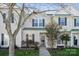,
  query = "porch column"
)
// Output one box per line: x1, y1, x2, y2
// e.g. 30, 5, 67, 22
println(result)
45, 36, 50, 48
70, 33, 74, 47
